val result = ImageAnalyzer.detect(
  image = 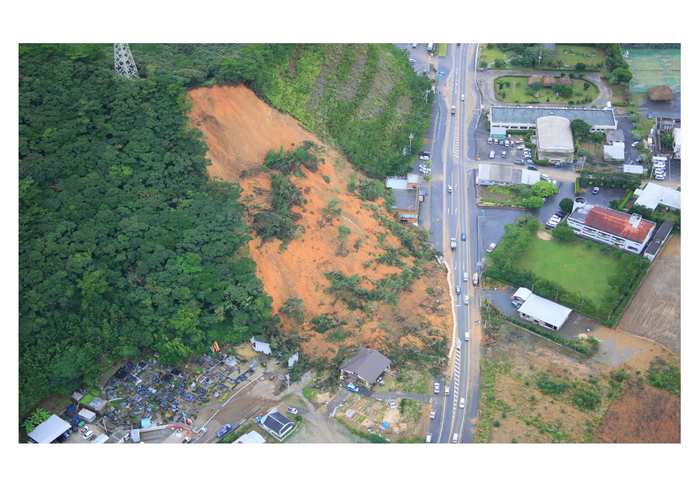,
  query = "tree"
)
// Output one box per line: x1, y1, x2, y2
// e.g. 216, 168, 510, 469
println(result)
23, 408, 51, 434
479, 60, 488, 69
570, 119, 592, 142
575, 62, 586, 72
494, 58, 506, 68
280, 298, 305, 324
611, 67, 633, 84
531, 180, 558, 198
552, 223, 577, 242
660, 130, 674, 151
553, 84, 573, 98
559, 198, 574, 214
521, 196, 545, 209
